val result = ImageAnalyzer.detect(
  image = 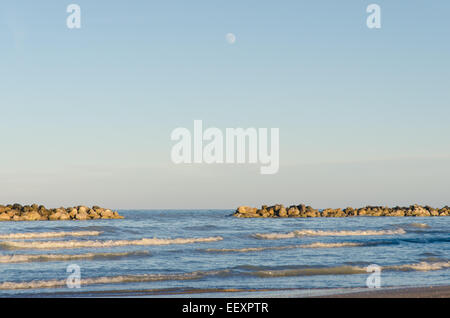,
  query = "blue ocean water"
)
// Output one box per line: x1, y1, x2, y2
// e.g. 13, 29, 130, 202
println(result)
0, 210, 449, 297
